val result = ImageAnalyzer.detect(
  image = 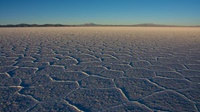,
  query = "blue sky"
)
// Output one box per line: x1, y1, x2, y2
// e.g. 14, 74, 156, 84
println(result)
0, 0, 200, 25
